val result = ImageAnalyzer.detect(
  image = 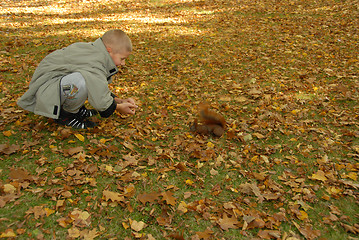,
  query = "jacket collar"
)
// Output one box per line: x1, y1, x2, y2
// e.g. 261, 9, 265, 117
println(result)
93, 38, 118, 77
